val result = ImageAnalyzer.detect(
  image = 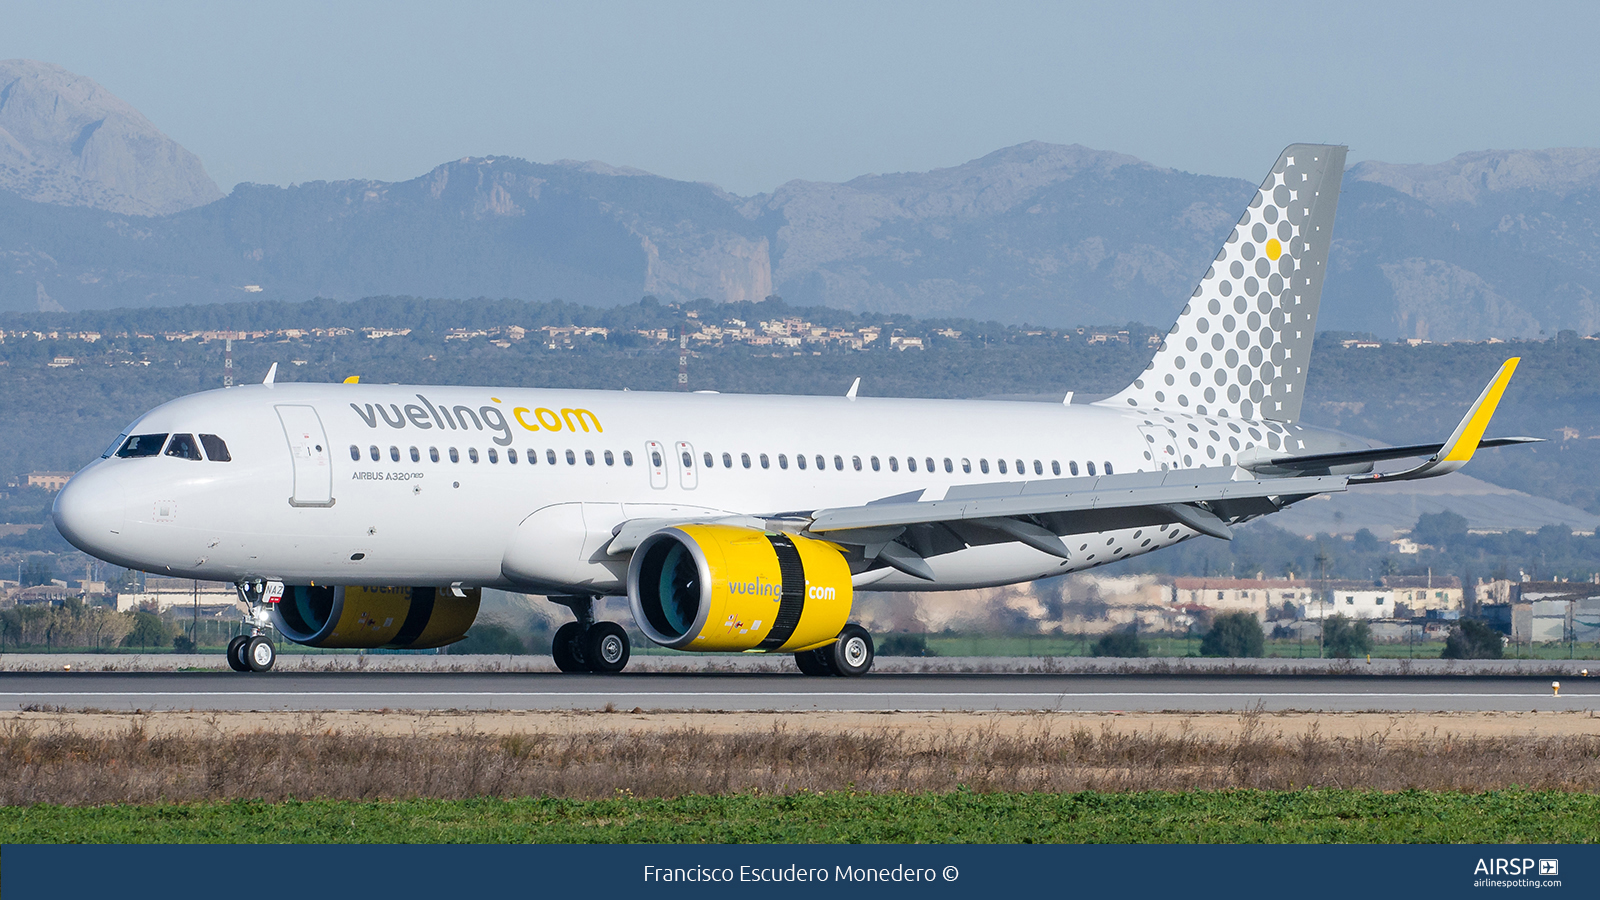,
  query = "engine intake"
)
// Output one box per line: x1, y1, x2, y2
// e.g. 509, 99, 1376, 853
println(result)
272, 585, 481, 649
627, 525, 851, 652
